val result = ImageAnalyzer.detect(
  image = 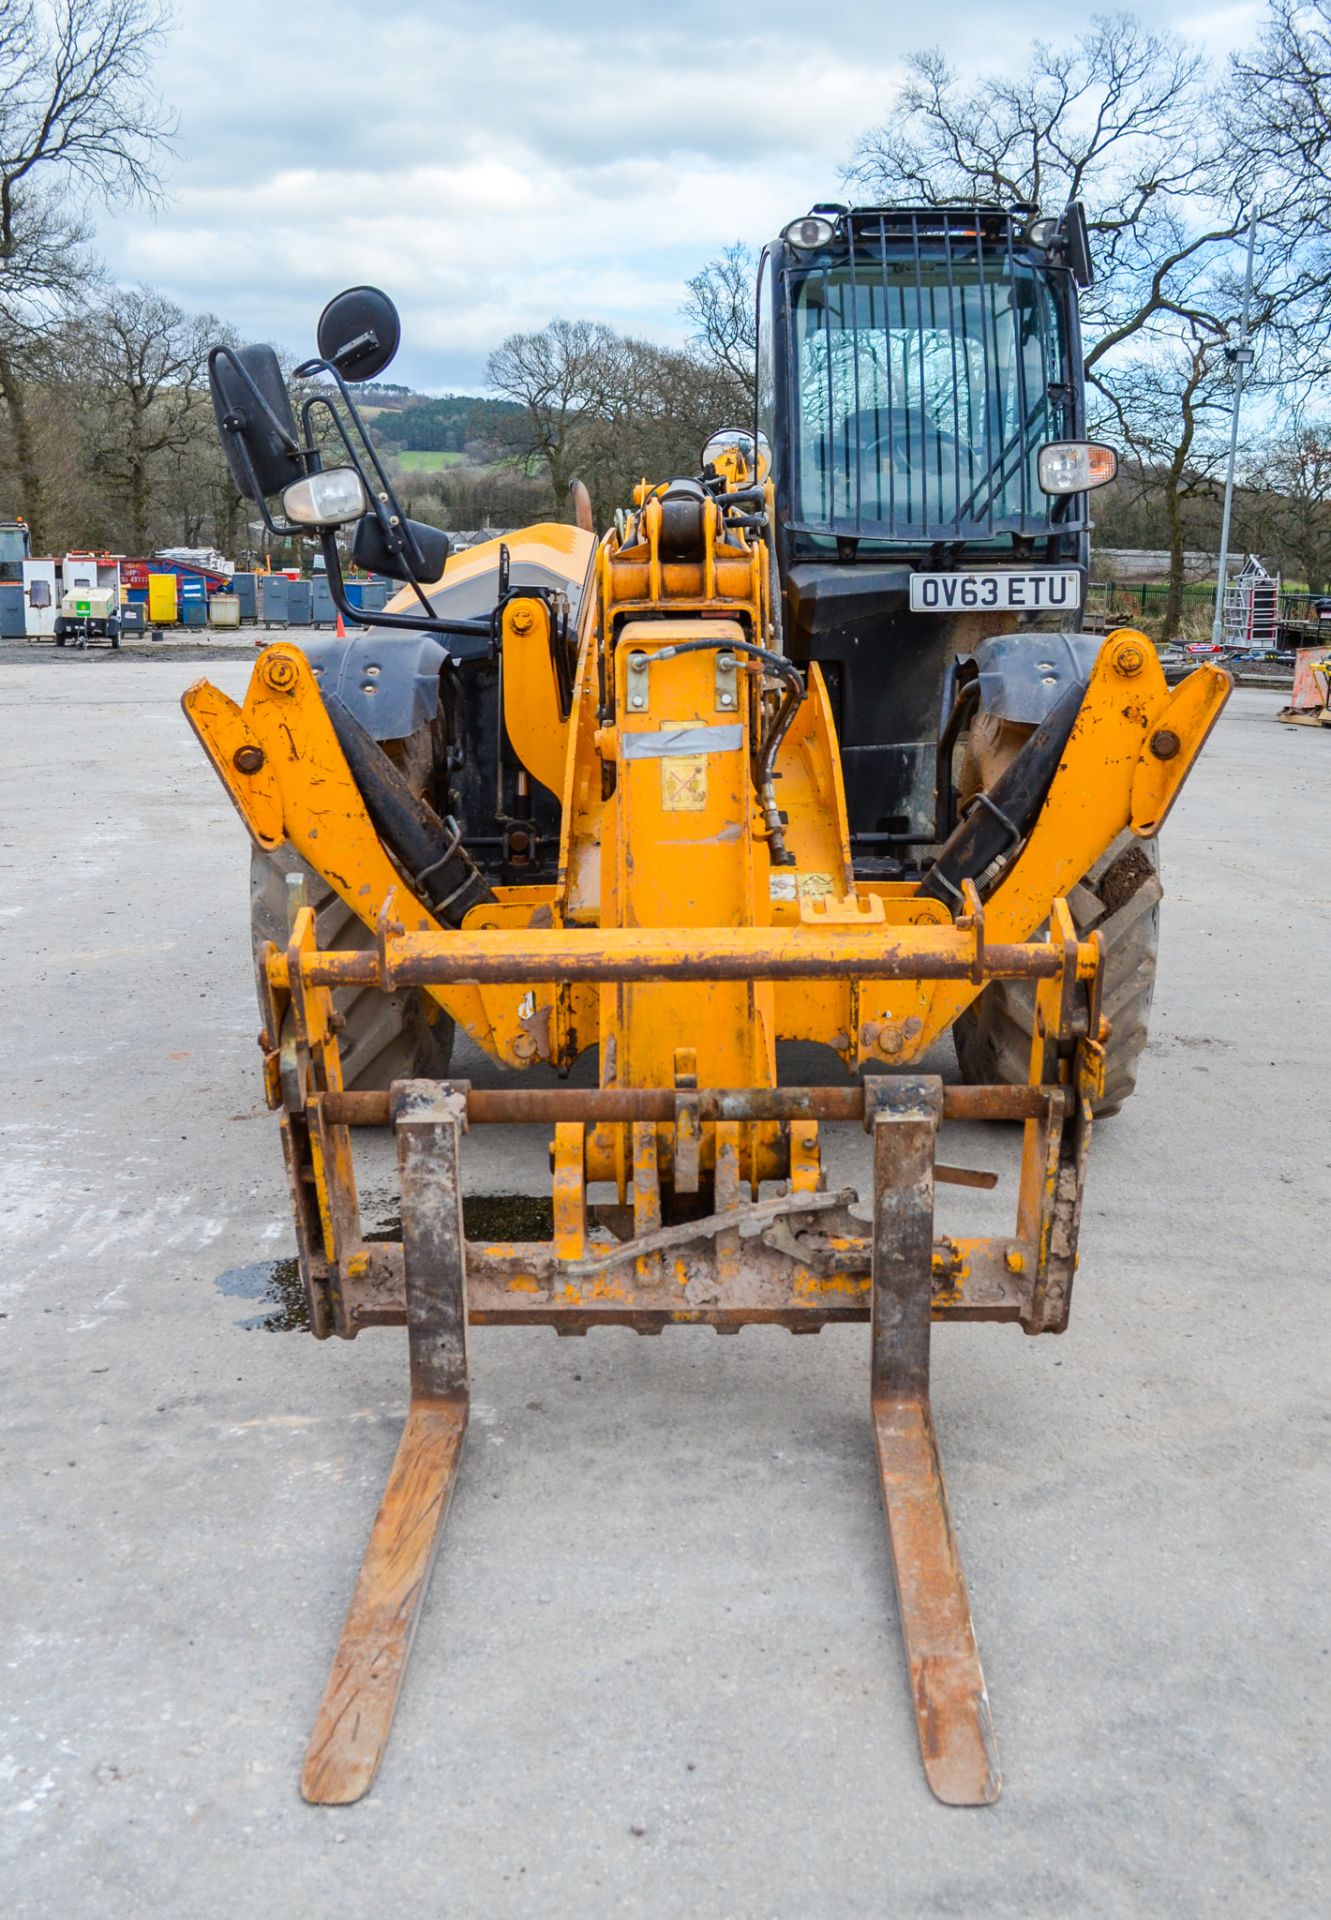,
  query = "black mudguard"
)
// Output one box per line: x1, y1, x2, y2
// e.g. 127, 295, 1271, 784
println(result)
297, 632, 450, 742
919, 632, 1109, 904
968, 631, 1104, 727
